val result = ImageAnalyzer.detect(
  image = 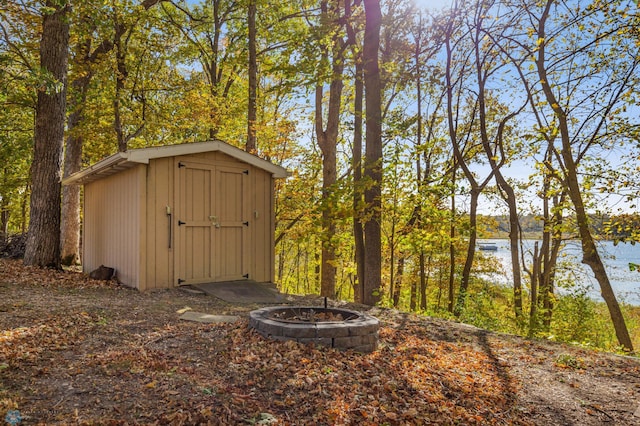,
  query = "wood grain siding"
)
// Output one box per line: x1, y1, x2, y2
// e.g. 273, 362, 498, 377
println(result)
144, 157, 174, 290
269, 176, 276, 283
83, 166, 142, 288
215, 166, 246, 281
251, 167, 273, 283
